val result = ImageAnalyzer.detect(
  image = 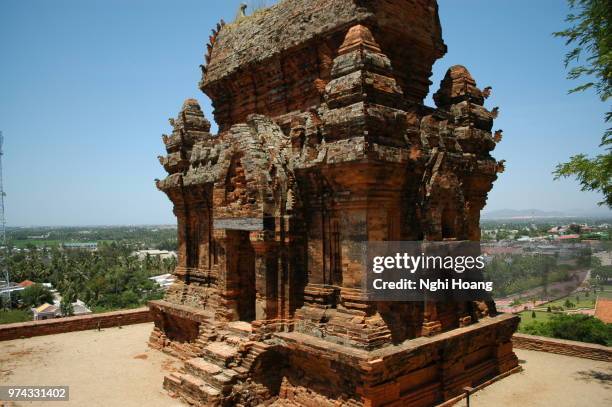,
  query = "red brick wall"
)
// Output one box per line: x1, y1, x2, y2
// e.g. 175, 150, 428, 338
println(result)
0, 308, 152, 341
512, 333, 611, 362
